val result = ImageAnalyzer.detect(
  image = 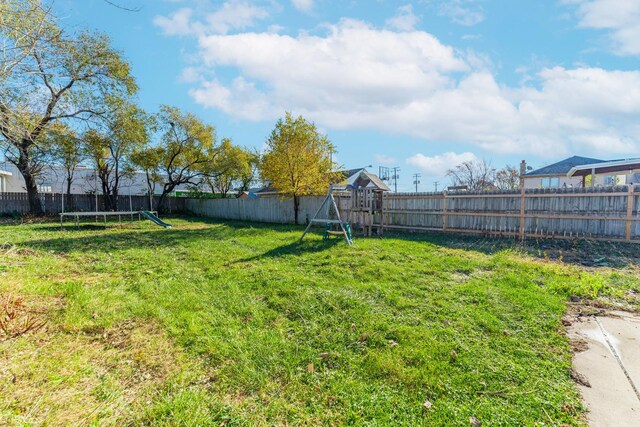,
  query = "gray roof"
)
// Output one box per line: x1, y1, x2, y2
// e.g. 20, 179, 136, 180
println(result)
525, 156, 606, 177
344, 169, 391, 191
